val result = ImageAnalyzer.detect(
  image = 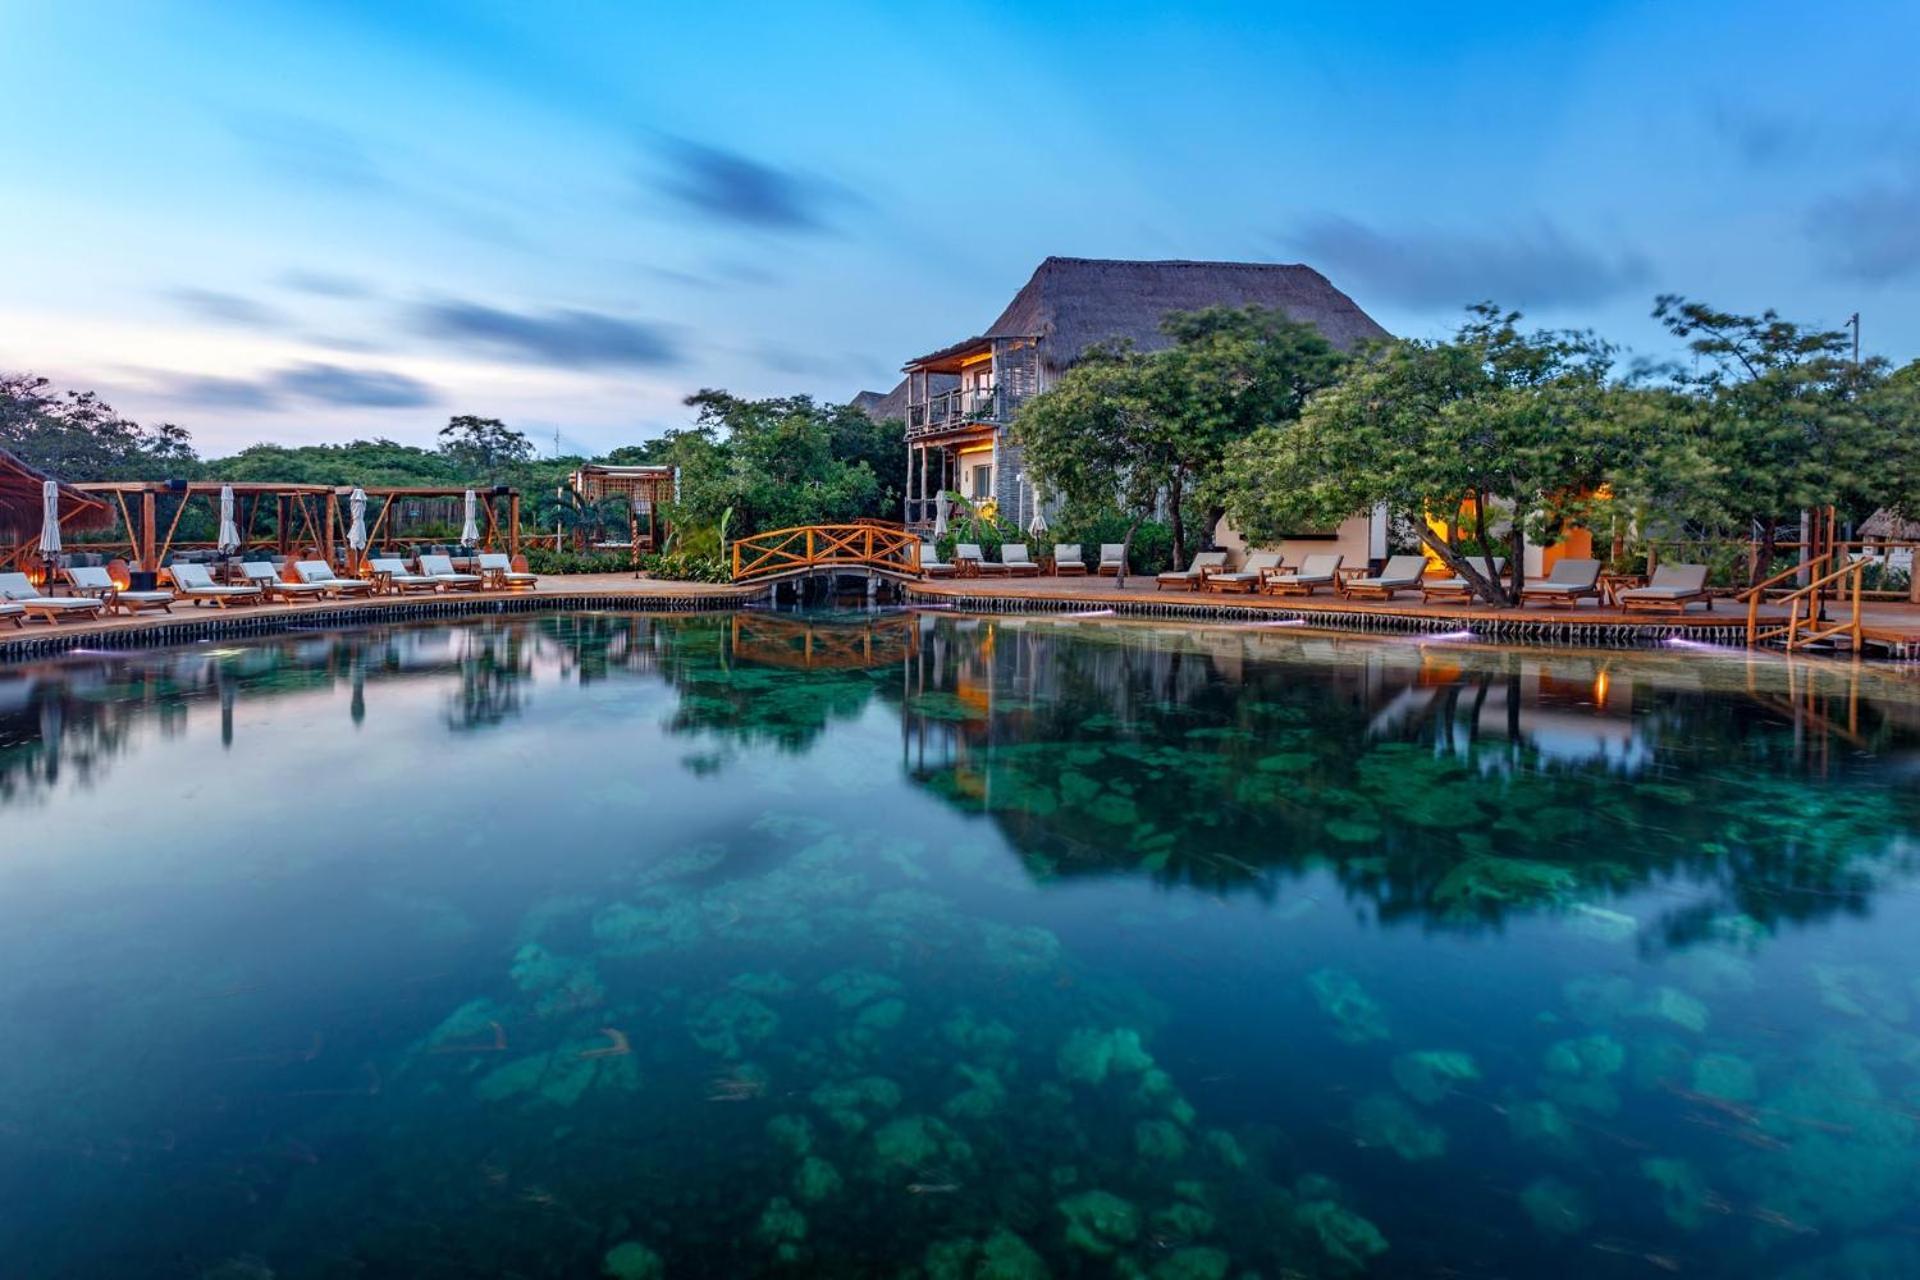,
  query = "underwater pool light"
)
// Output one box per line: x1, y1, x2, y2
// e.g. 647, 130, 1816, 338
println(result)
1418, 629, 1477, 644
1064, 609, 1116, 617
